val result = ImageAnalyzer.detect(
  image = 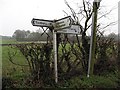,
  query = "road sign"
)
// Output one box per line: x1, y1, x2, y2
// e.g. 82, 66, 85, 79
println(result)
53, 16, 72, 30
31, 18, 53, 27
56, 25, 81, 34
